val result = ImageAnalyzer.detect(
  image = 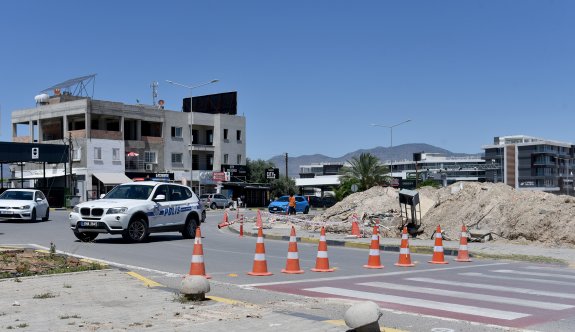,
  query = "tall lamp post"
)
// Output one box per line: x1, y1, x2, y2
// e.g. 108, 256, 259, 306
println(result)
166, 79, 219, 194
370, 119, 412, 187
